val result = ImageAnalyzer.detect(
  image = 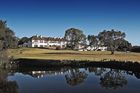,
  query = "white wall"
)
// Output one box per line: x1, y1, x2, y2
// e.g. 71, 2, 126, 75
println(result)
29, 40, 67, 48
87, 46, 107, 51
